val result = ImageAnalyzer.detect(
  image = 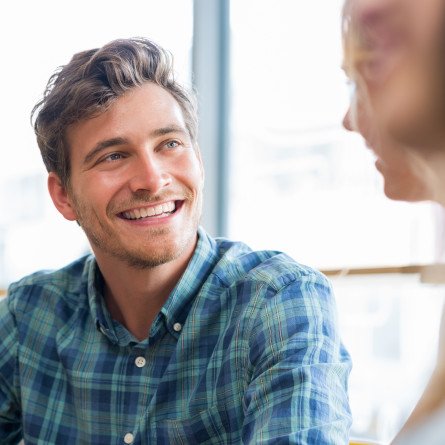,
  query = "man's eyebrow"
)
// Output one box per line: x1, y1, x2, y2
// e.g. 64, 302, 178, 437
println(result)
150, 125, 188, 137
83, 137, 127, 165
